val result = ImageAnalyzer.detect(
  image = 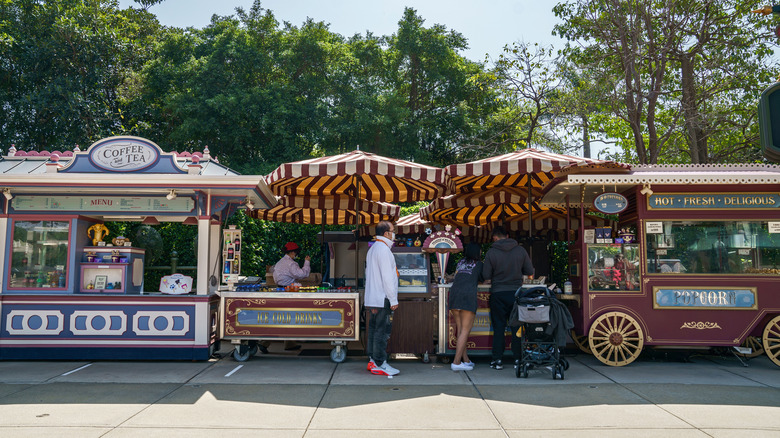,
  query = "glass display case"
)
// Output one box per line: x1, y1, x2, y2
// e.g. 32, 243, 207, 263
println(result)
645, 220, 780, 275
587, 243, 641, 291
392, 247, 430, 294
9, 220, 69, 290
